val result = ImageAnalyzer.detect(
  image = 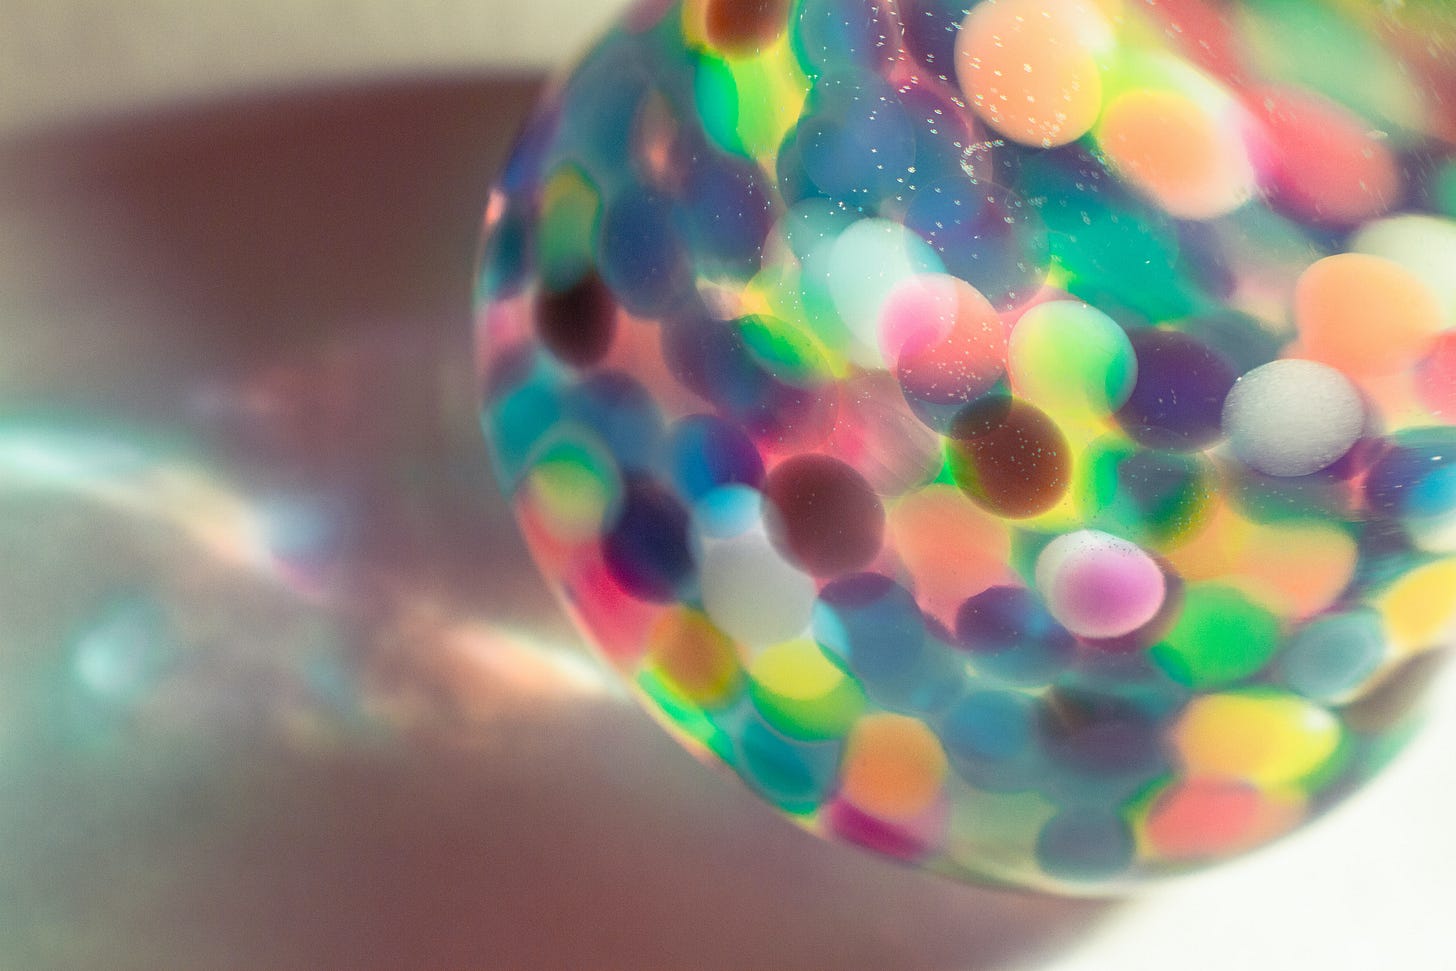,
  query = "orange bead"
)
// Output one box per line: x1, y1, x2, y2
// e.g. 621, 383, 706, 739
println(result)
840, 714, 948, 821
1295, 253, 1444, 377
1098, 89, 1253, 219
1143, 778, 1303, 860
1231, 520, 1358, 619
956, 0, 1108, 148
887, 485, 1015, 628
647, 608, 741, 705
